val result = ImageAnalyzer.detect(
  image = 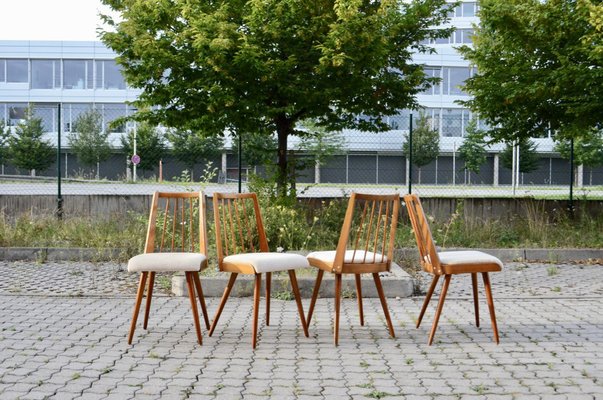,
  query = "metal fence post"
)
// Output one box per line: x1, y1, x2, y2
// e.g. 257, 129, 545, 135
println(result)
408, 113, 413, 195
569, 137, 574, 217
238, 132, 242, 193
56, 103, 63, 220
